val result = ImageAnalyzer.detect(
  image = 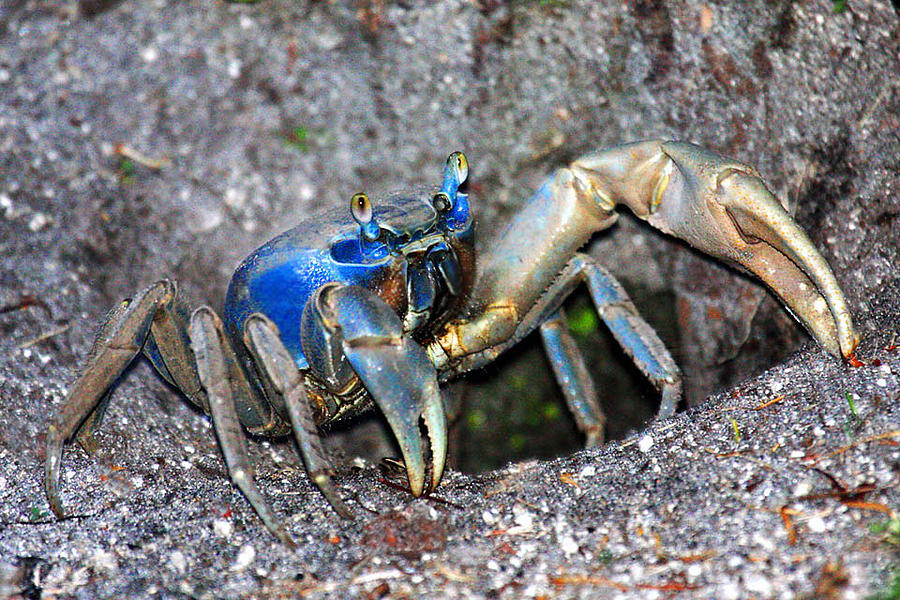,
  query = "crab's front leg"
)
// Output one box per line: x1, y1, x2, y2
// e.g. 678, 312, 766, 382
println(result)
429, 140, 858, 400
571, 140, 859, 358
428, 164, 683, 423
